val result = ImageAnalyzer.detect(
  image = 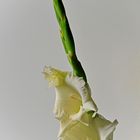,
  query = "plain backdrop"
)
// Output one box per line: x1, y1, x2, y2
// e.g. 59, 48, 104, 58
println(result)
0, 0, 140, 140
